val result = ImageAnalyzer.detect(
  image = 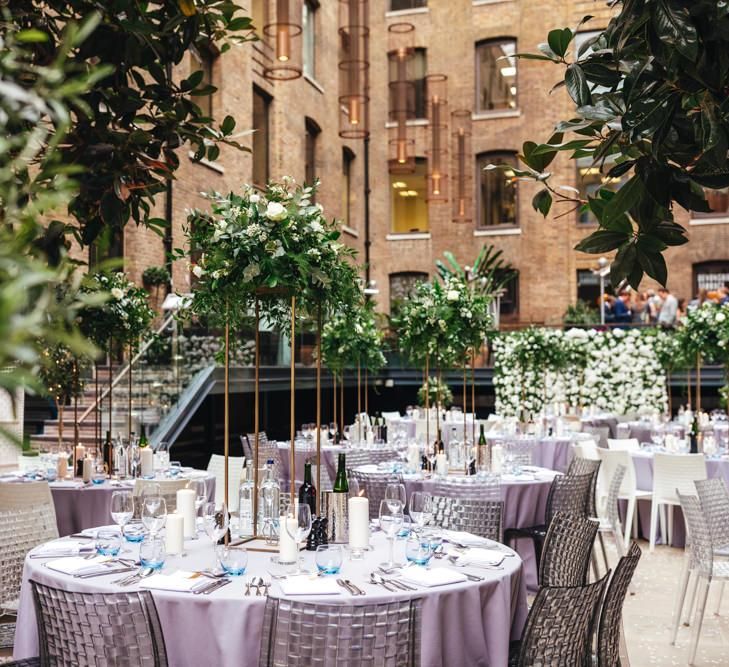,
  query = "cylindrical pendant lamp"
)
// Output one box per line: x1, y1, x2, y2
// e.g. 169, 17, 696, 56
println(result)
263, 0, 303, 80
339, 0, 370, 139
426, 74, 448, 202
451, 109, 473, 223
387, 23, 415, 174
